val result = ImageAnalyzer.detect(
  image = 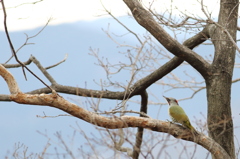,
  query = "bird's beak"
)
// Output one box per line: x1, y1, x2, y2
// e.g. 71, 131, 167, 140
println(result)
163, 96, 170, 104
163, 95, 168, 99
